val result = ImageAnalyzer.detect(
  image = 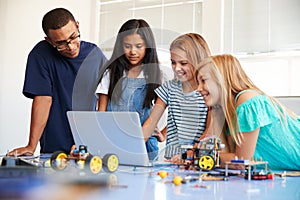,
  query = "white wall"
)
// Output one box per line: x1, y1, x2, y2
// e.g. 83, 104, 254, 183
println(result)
239, 52, 300, 96
0, 0, 97, 155
202, 0, 300, 97
202, 0, 224, 54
